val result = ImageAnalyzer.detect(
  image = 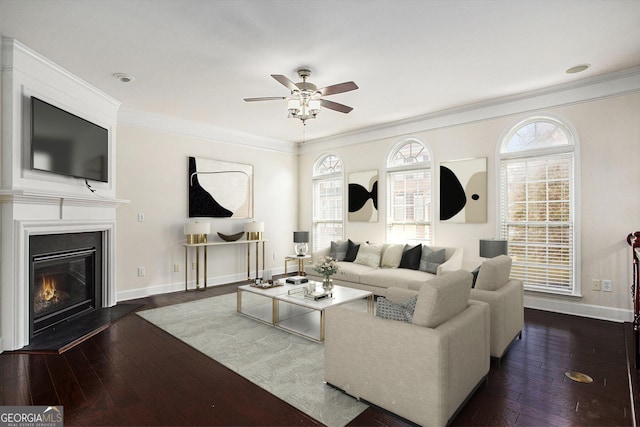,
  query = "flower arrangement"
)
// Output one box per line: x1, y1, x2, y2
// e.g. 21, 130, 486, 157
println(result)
313, 256, 339, 277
